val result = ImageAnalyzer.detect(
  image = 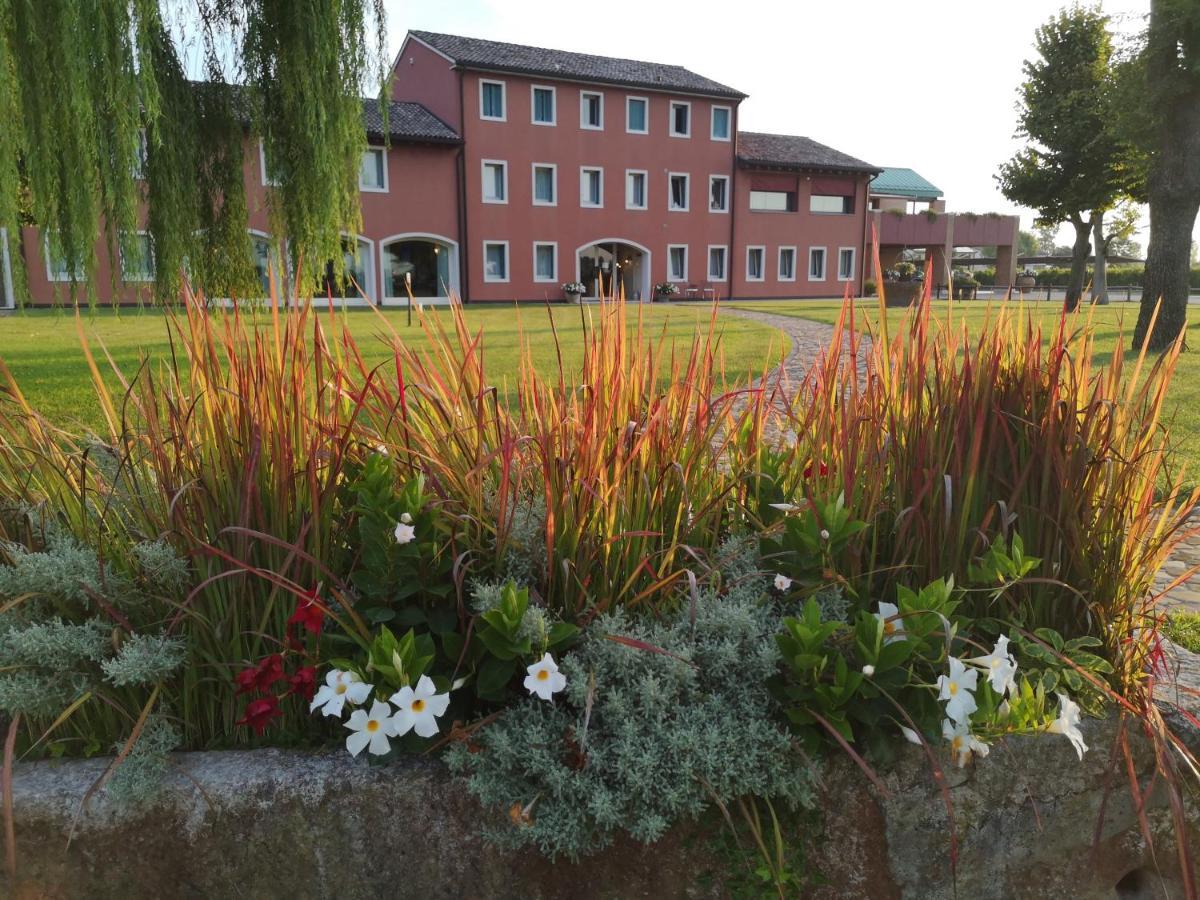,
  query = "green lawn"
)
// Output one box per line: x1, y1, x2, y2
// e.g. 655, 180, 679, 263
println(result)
0, 303, 788, 430
731, 298, 1200, 479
